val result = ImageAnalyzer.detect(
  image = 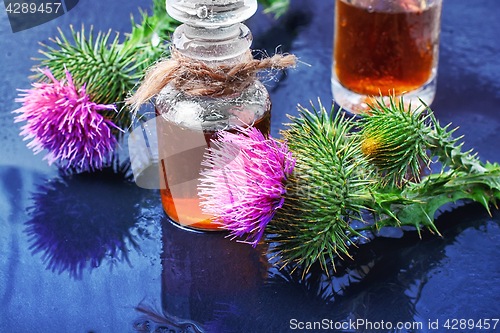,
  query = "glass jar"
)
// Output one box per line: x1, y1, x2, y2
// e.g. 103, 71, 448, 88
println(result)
156, 81, 270, 230
157, 0, 270, 231
332, 0, 443, 114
